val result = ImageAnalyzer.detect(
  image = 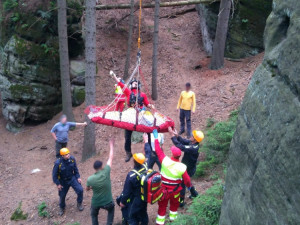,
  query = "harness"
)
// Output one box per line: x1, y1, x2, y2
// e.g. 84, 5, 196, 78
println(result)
57, 157, 75, 180
130, 163, 148, 179
129, 91, 144, 107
